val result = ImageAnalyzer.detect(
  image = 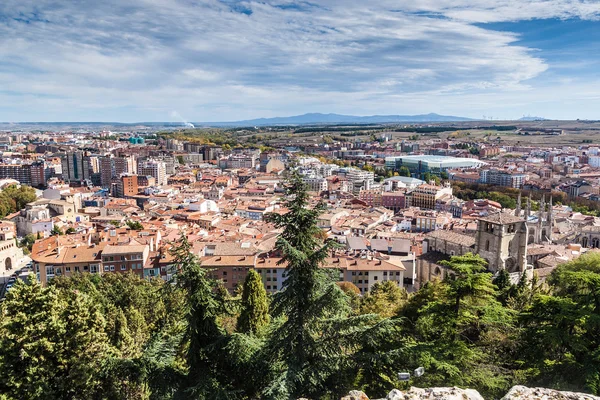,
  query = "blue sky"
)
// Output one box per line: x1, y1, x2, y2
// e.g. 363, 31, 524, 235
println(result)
0, 0, 599, 122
